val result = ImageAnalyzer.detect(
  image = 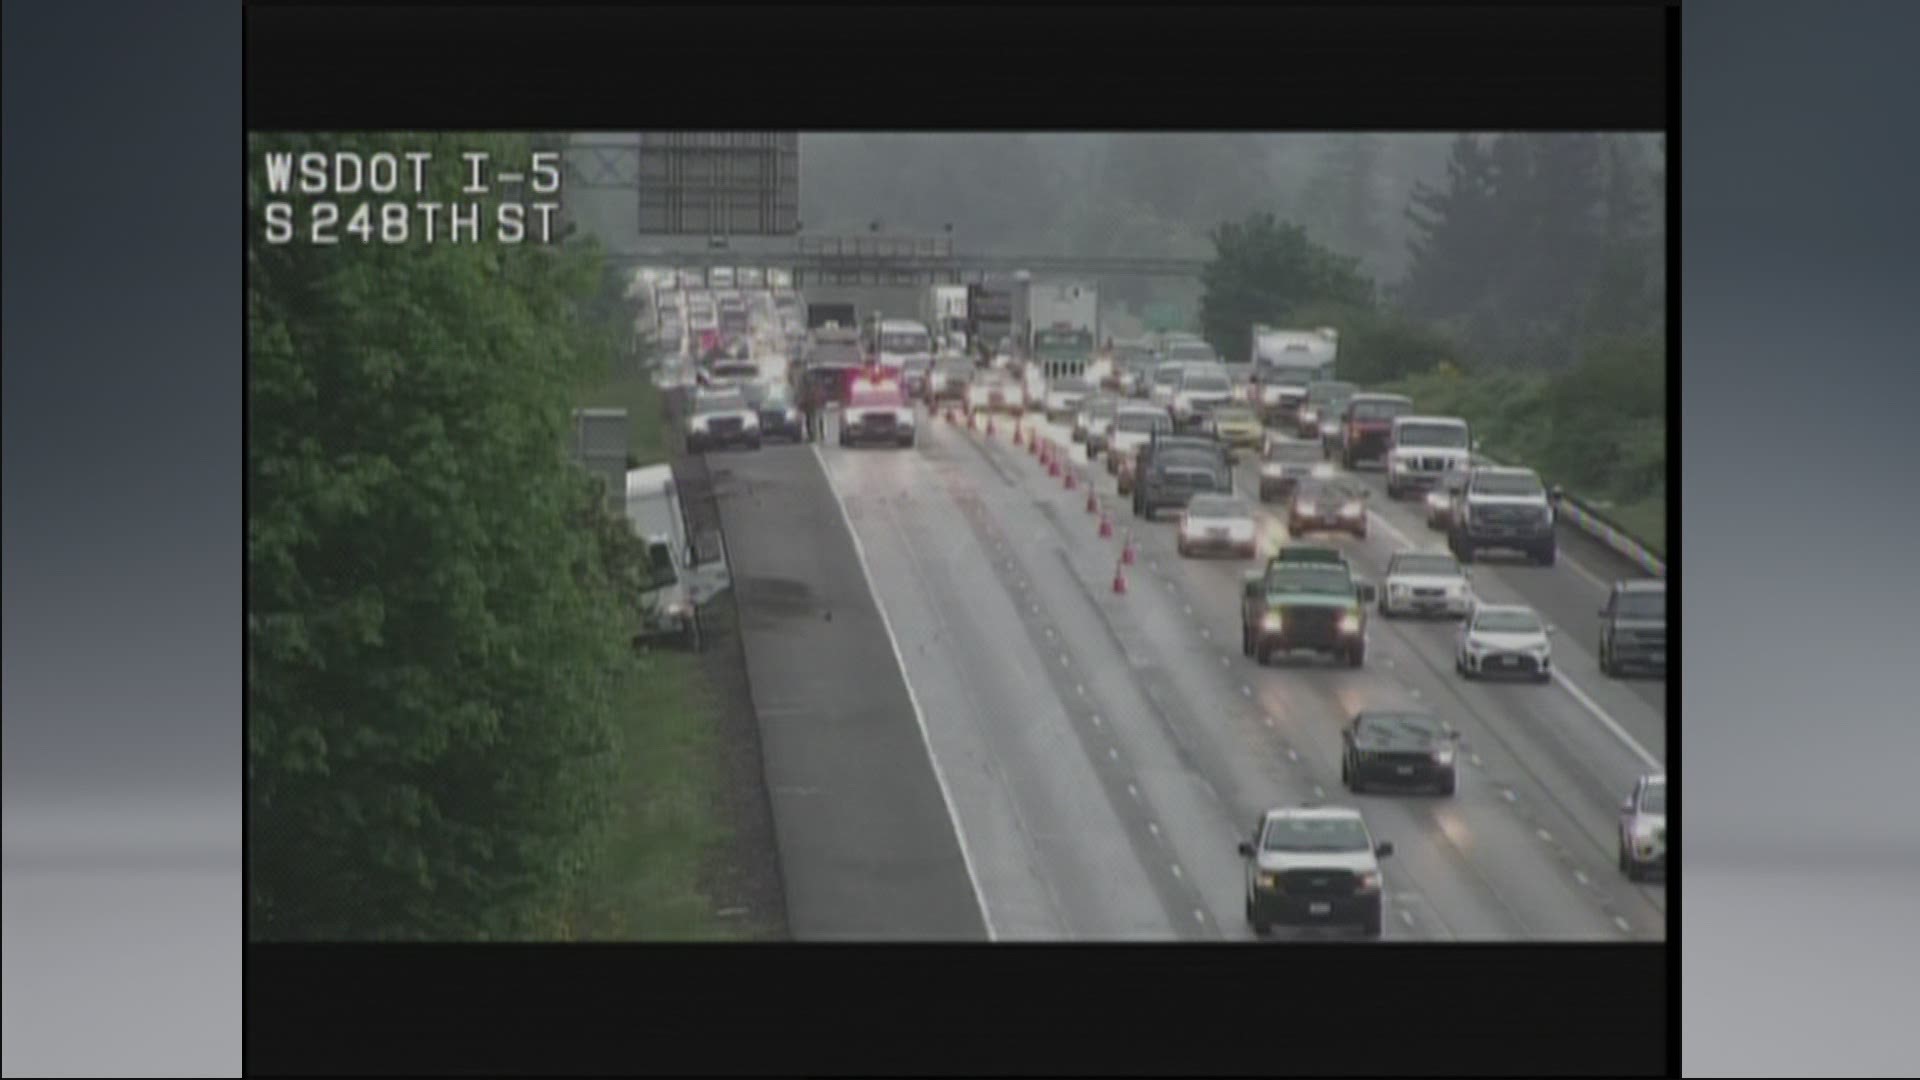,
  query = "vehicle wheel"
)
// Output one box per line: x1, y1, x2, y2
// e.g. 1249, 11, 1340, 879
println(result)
1286, 520, 1300, 538
1386, 479, 1400, 500
1340, 449, 1353, 469
1340, 757, 1350, 786
1536, 543, 1557, 567
1354, 524, 1368, 540
683, 608, 704, 653
1347, 643, 1366, 668
1619, 840, 1633, 878
1600, 640, 1617, 678
1251, 916, 1271, 938
1379, 597, 1394, 617
1255, 641, 1271, 667
1361, 911, 1383, 939
1535, 670, 1553, 685
1176, 539, 1189, 558
1454, 538, 1475, 564
749, 437, 763, 451
1438, 771, 1457, 797
1458, 657, 1474, 680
